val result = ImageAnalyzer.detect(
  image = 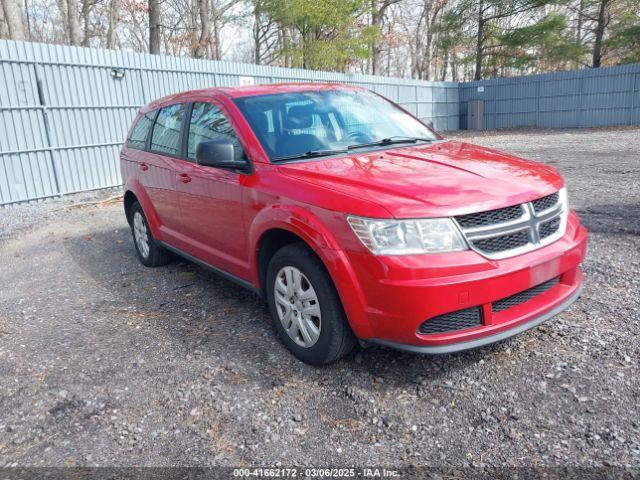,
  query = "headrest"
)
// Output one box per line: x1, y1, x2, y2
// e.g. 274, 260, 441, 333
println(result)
284, 105, 314, 130
252, 111, 269, 133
